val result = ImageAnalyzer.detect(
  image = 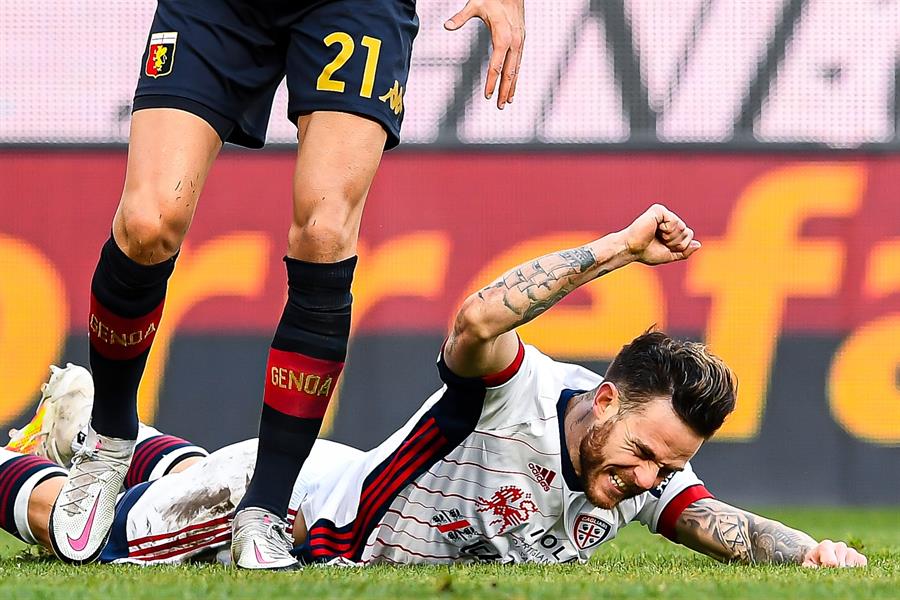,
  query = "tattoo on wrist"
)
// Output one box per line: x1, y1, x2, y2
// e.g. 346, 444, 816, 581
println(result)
678, 500, 816, 565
